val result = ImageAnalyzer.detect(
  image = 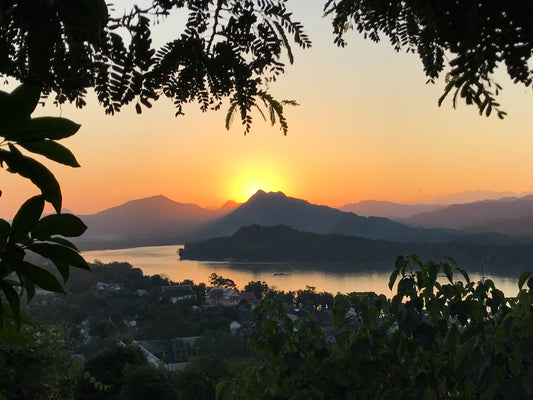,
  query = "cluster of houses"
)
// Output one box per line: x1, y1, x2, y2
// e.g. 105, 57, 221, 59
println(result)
160, 284, 258, 307
90, 281, 259, 307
